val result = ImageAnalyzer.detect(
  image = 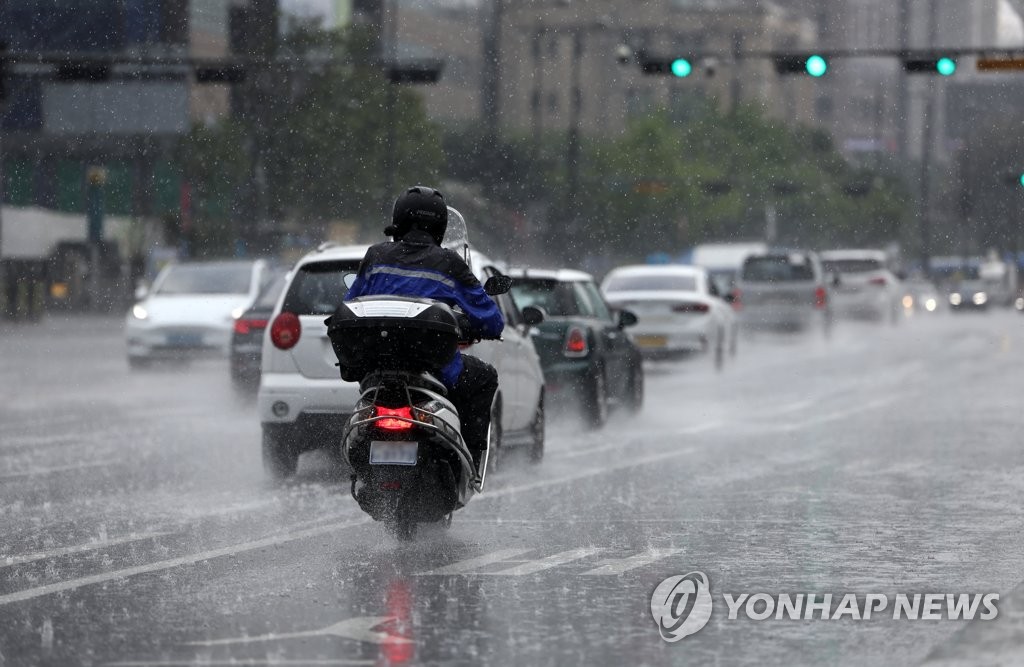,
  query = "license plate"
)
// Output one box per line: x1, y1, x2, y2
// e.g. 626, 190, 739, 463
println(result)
369, 441, 418, 466
634, 335, 667, 348
166, 333, 202, 347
